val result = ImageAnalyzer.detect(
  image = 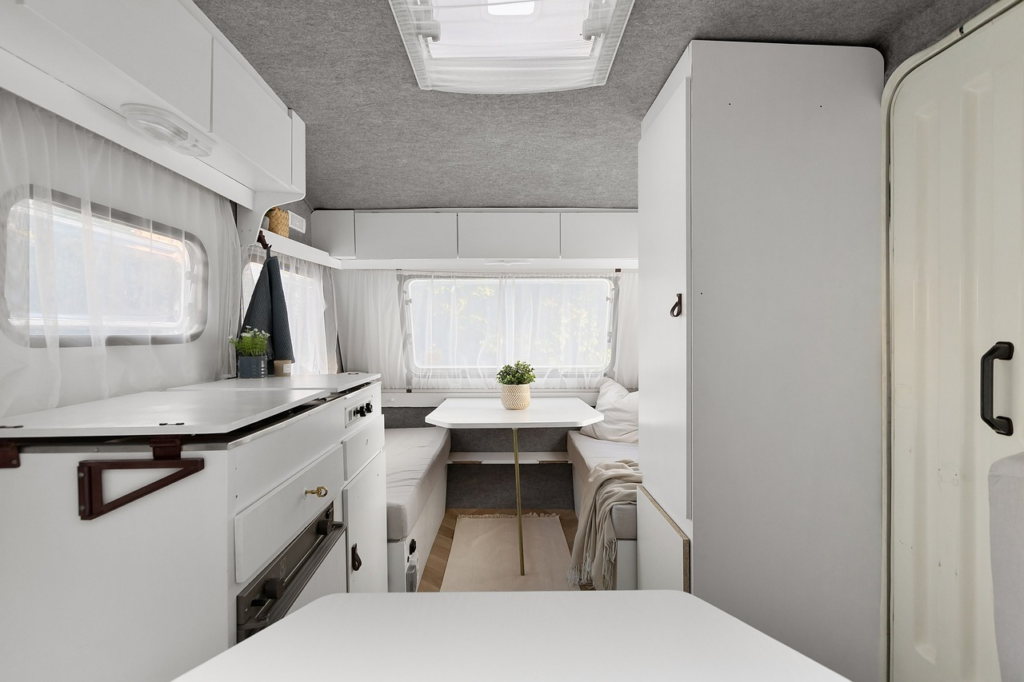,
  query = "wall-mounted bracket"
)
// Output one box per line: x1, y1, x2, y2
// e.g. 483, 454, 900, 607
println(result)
77, 437, 204, 520
0, 440, 20, 468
